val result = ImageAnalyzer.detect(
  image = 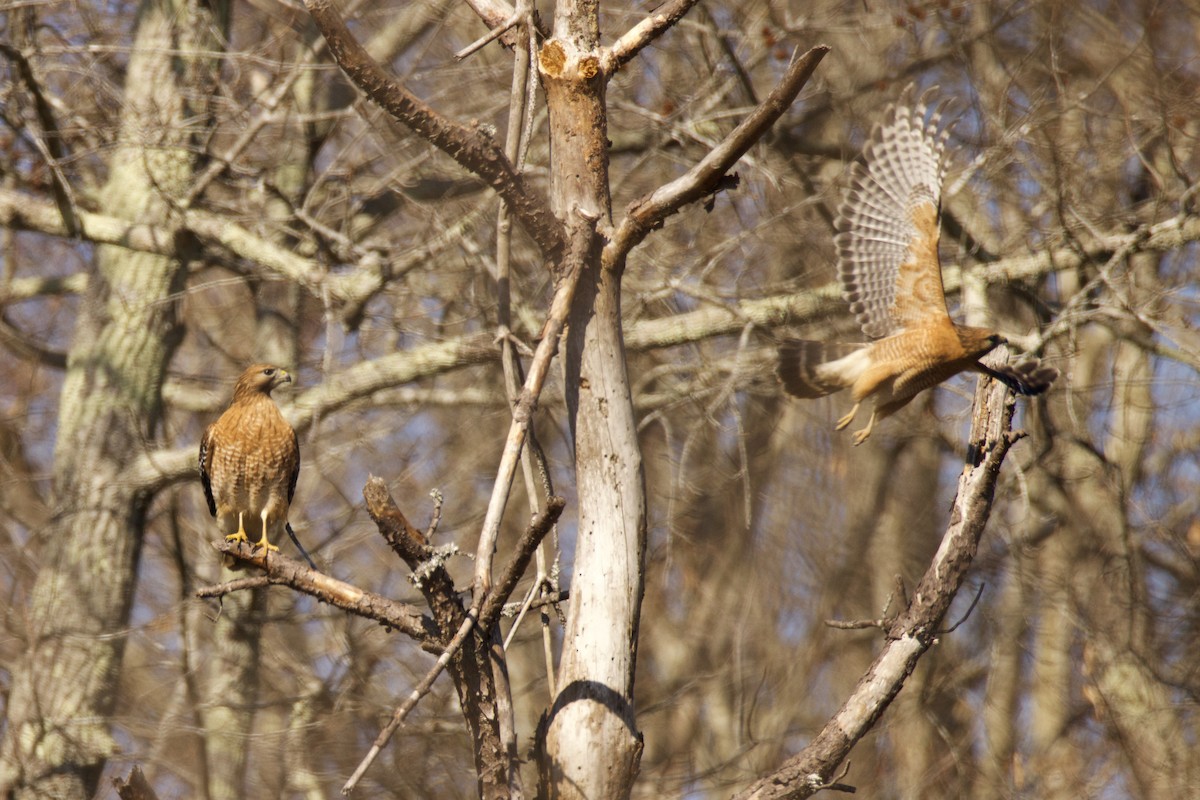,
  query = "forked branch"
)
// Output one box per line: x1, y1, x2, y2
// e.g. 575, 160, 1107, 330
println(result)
342, 480, 565, 795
